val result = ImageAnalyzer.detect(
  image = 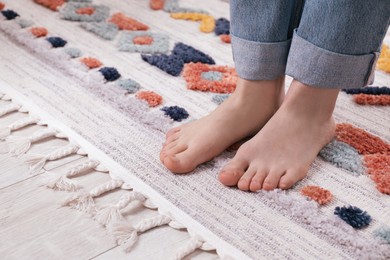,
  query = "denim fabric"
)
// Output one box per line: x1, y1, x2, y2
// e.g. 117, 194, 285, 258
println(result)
230, 0, 390, 88
230, 0, 301, 80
